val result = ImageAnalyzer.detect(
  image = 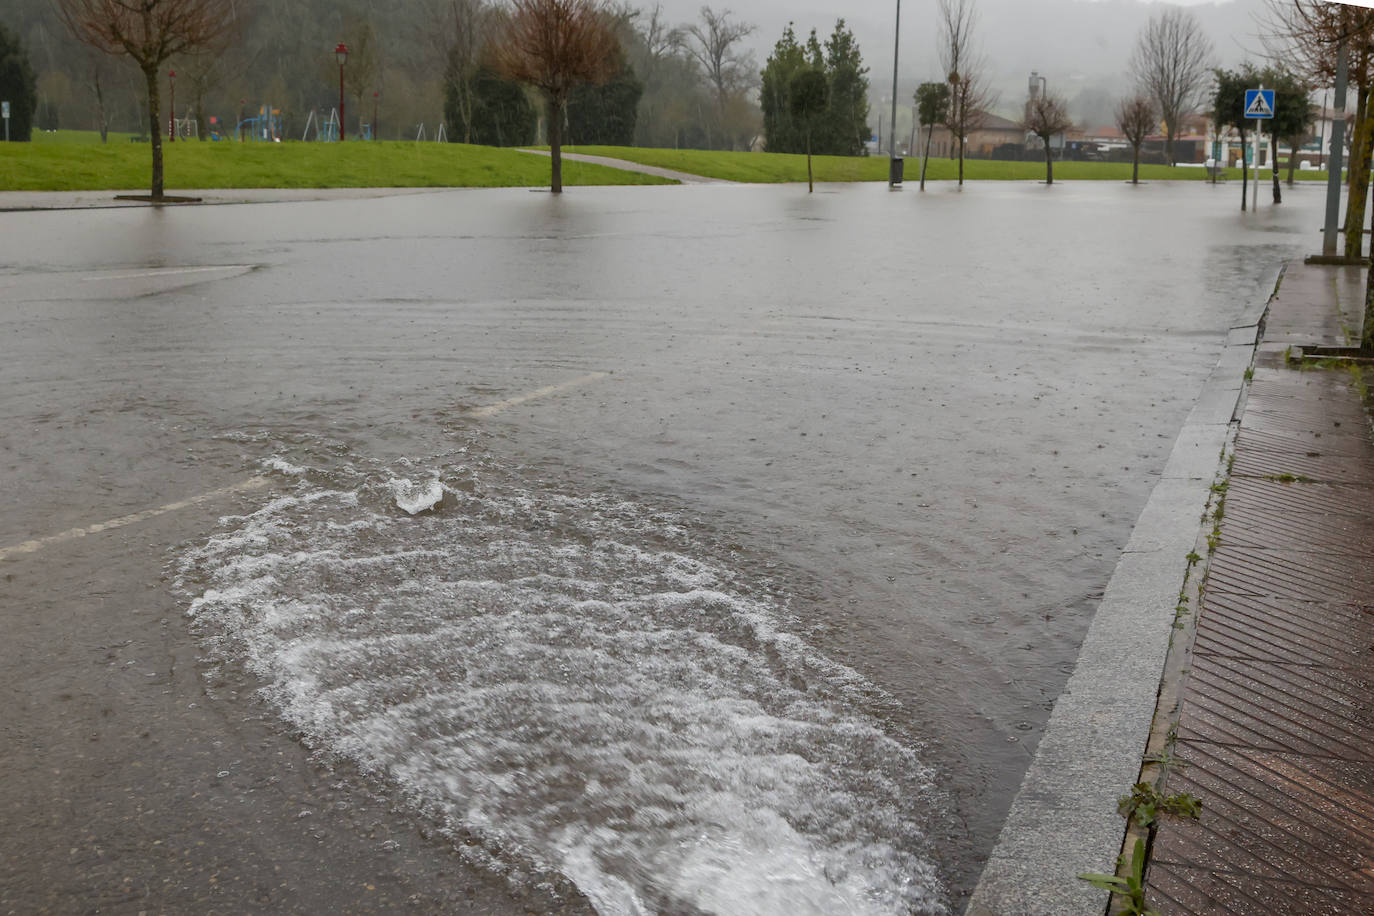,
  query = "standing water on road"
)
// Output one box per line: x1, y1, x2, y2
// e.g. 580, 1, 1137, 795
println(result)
178, 441, 948, 915
1, 180, 1329, 912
